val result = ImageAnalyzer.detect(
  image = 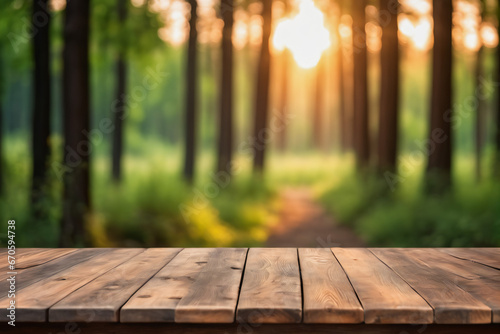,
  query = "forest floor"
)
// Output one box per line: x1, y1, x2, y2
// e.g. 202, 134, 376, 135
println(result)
265, 188, 365, 247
